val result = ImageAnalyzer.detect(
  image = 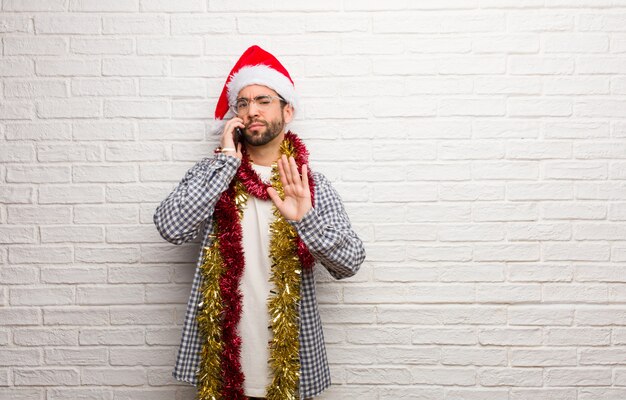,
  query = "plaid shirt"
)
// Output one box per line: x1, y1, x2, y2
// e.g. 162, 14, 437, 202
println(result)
153, 153, 366, 399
